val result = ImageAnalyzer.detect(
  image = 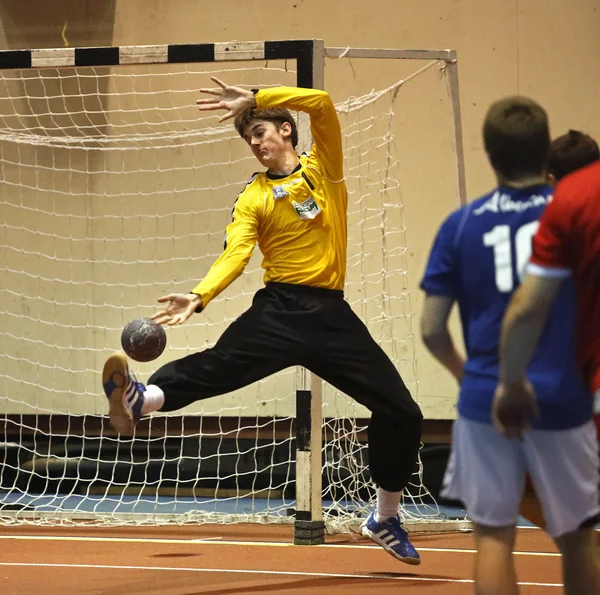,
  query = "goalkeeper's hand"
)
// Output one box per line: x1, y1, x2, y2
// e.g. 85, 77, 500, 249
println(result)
151, 293, 202, 326
196, 76, 257, 123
